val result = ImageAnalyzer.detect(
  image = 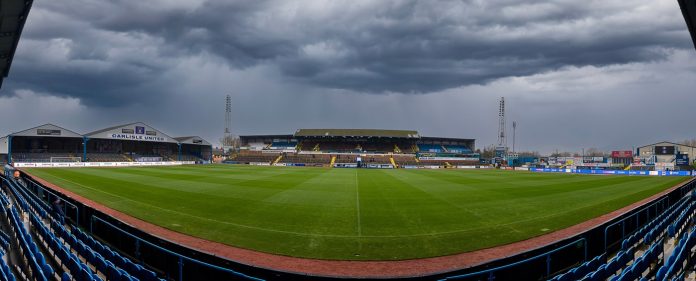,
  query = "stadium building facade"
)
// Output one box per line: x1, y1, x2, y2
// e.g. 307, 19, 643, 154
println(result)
0, 122, 212, 165
636, 141, 696, 170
